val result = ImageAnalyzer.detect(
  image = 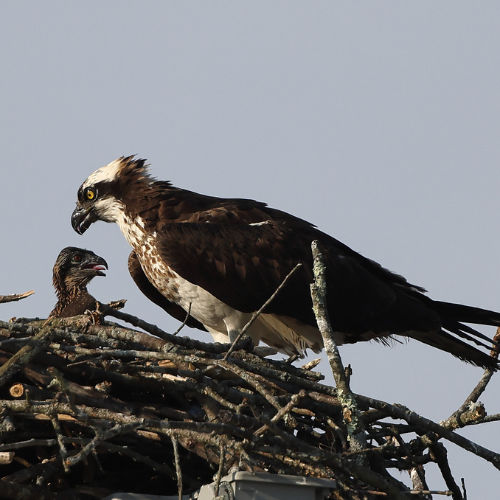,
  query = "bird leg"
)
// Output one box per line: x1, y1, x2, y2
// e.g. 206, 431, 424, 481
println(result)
85, 302, 103, 326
